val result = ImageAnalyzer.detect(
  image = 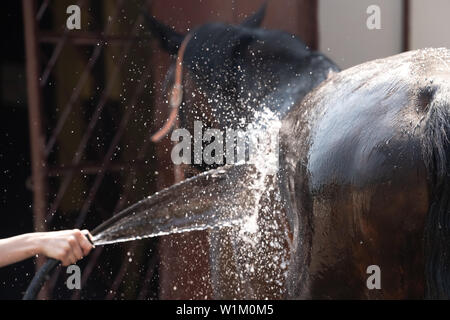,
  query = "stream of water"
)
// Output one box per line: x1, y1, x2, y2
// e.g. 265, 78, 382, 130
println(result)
90, 107, 281, 248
